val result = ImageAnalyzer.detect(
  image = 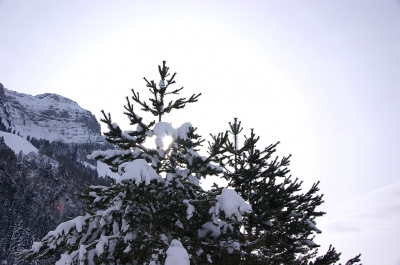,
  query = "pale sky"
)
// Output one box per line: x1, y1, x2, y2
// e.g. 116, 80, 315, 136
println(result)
1, 1, 400, 264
